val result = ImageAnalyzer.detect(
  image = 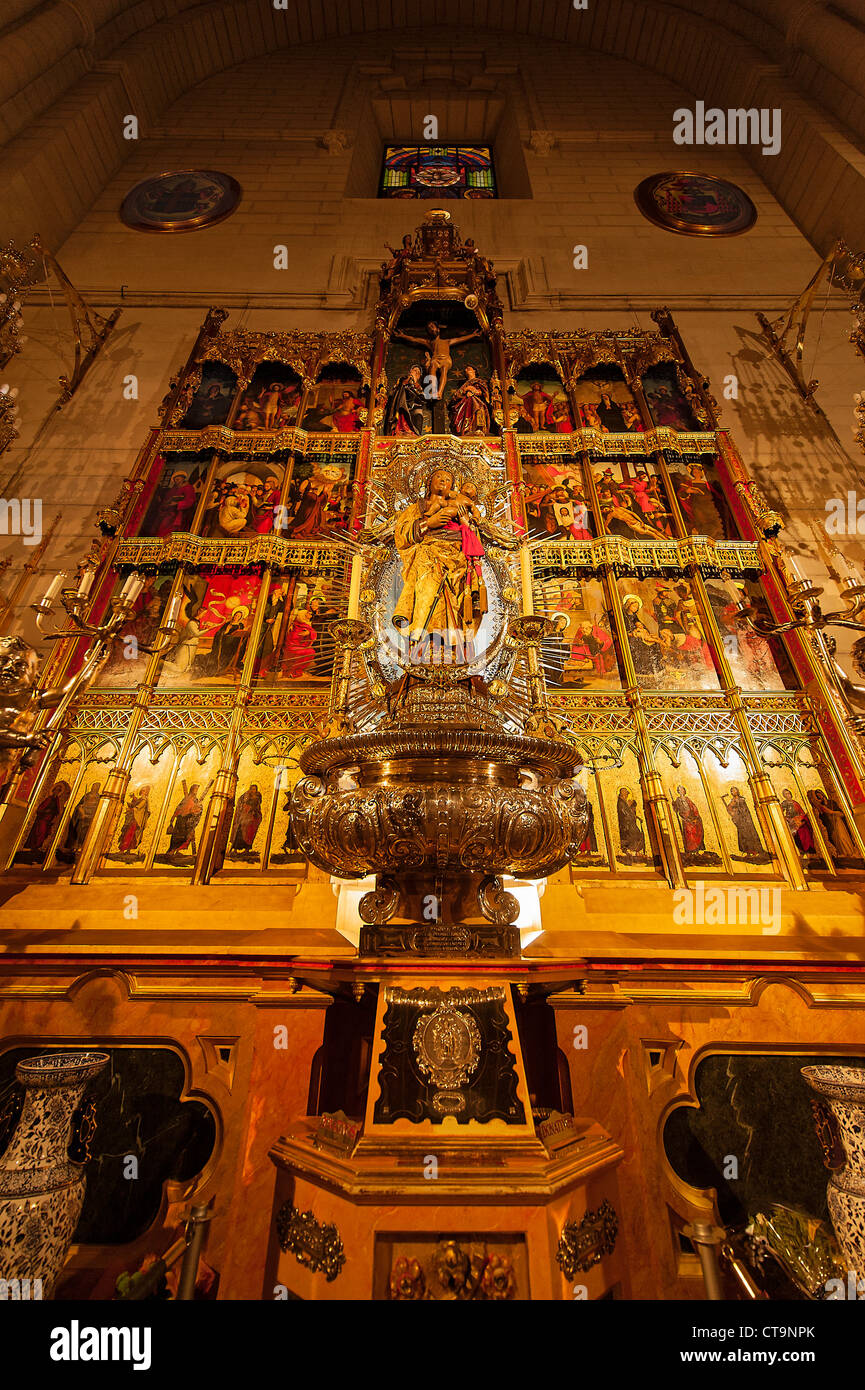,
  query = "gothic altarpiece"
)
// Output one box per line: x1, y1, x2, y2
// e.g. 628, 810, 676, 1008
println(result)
3, 210, 865, 1300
